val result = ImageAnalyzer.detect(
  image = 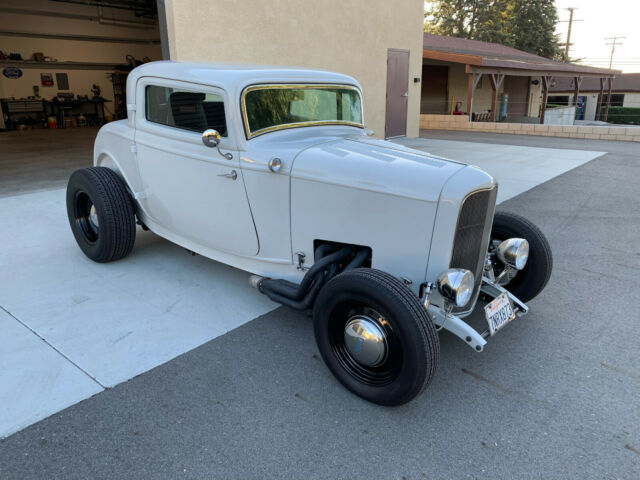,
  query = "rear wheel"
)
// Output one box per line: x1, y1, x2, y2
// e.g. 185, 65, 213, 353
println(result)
313, 268, 439, 406
490, 211, 553, 302
66, 167, 136, 263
